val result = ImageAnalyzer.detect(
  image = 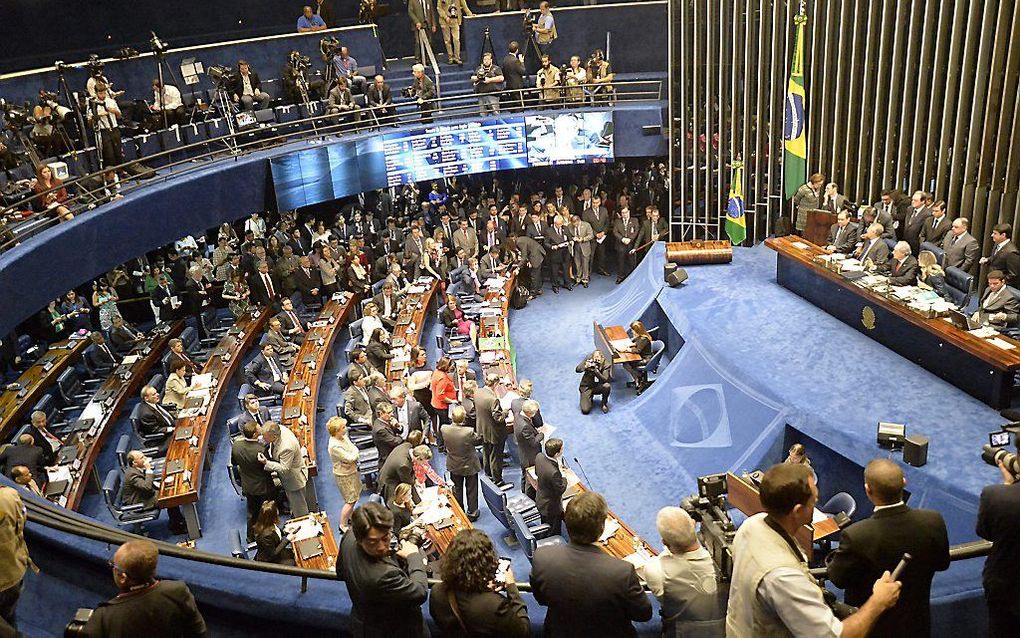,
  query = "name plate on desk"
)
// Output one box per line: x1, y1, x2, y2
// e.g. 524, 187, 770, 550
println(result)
174, 426, 195, 441
288, 380, 307, 393
302, 354, 316, 365
165, 459, 186, 474
283, 406, 302, 420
